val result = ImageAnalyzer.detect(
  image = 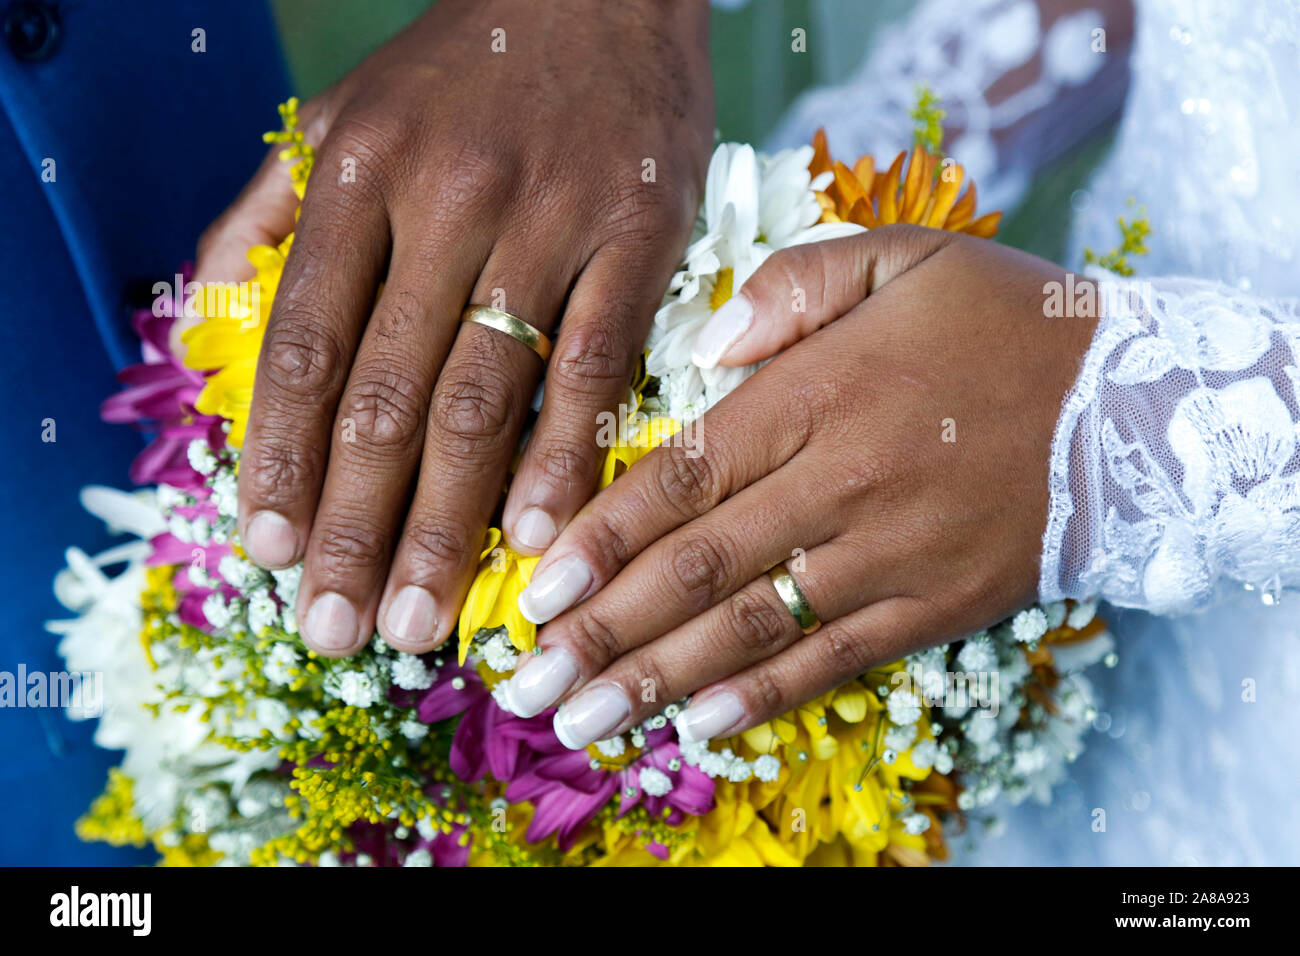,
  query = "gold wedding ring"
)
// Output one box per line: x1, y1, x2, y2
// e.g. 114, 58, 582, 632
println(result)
768, 563, 821, 635
461, 305, 552, 361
